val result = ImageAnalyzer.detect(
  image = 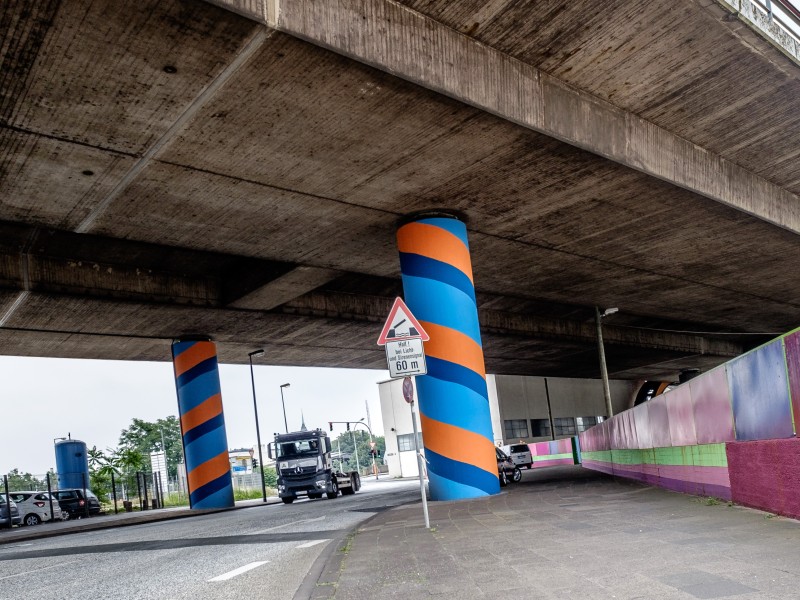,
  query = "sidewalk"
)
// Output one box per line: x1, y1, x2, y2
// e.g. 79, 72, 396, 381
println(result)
0, 497, 275, 544
312, 466, 800, 599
